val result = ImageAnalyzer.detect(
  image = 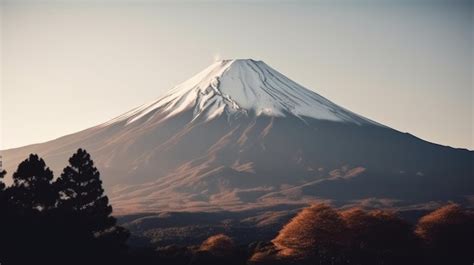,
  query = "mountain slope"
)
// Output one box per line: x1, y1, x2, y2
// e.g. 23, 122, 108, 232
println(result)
1, 59, 472, 214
